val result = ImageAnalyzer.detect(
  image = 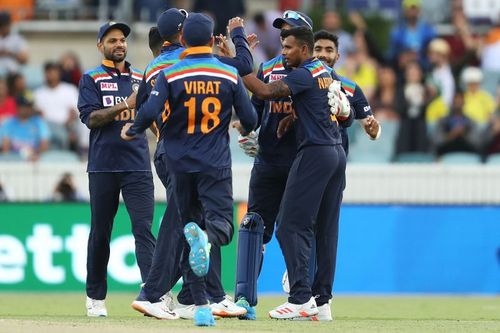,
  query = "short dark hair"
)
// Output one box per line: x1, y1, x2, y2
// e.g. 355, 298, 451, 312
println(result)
314, 30, 339, 50
44, 61, 61, 72
280, 26, 314, 53
148, 27, 163, 54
